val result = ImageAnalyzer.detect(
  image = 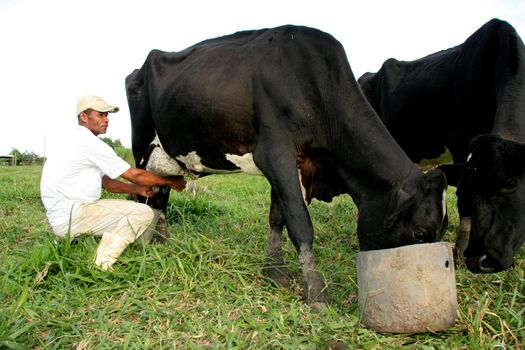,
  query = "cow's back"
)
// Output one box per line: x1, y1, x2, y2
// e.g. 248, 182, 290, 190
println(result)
127, 26, 362, 171
358, 18, 525, 163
